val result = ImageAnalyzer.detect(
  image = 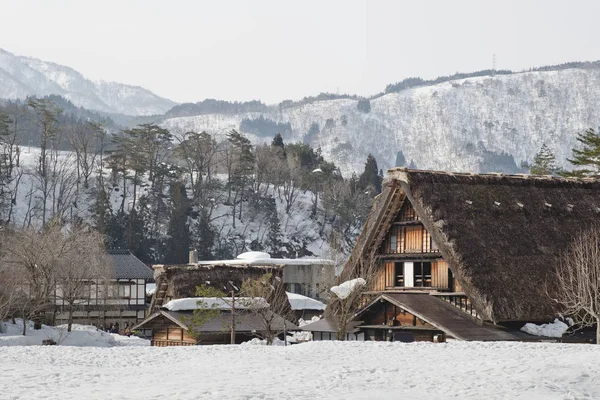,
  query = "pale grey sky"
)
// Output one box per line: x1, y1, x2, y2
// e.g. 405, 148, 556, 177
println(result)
1, 0, 599, 104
